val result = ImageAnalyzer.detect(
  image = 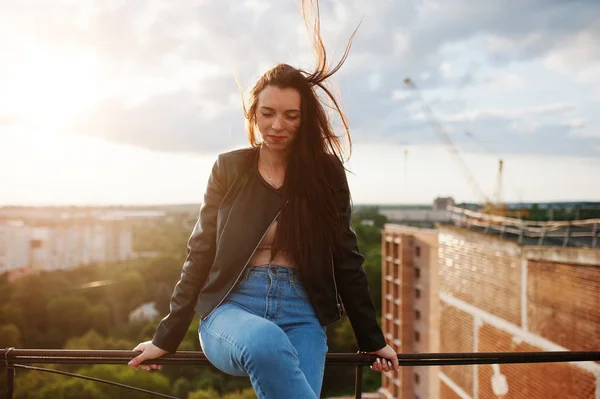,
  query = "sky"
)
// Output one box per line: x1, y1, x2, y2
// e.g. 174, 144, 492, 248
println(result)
1, 0, 599, 206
